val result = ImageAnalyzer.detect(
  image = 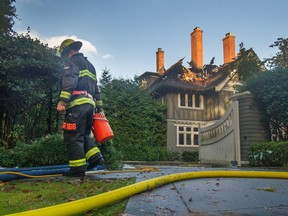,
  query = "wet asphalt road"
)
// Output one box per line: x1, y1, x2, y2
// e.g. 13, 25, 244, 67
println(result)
94, 165, 288, 216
